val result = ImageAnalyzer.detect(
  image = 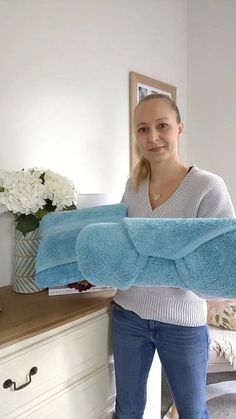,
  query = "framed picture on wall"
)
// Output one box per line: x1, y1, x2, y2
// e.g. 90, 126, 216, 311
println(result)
129, 71, 177, 171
